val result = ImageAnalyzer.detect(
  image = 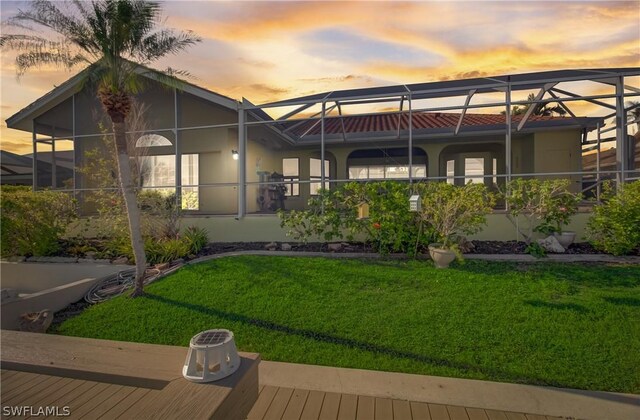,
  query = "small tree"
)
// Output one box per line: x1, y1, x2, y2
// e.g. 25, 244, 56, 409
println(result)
414, 182, 495, 252
2, 0, 200, 296
503, 178, 581, 243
